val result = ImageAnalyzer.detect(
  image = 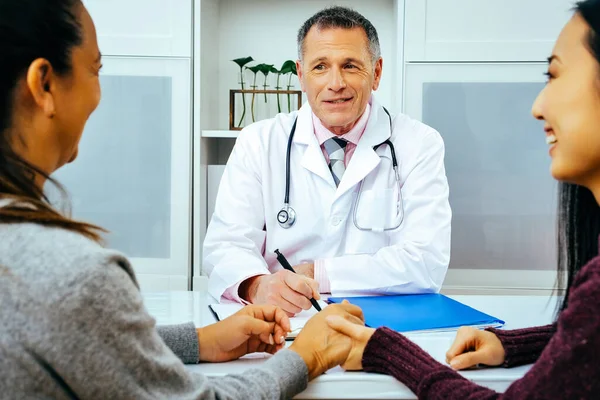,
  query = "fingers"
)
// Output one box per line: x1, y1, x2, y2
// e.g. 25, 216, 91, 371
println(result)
246, 337, 281, 355
448, 351, 487, 370
244, 304, 291, 334
344, 314, 365, 326
283, 271, 317, 302
280, 286, 312, 312
240, 317, 275, 344
334, 302, 365, 322
307, 278, 320, 300
445, 327, 491, 370
239, 317, 287, 346
445, 327, 476, 363
325, 315, 365, 339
